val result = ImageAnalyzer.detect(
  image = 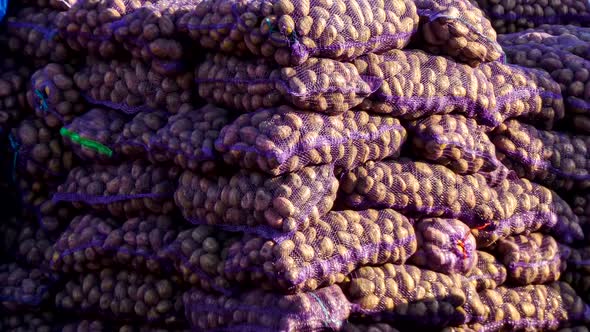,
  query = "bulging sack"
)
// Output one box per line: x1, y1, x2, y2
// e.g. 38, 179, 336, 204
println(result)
408, 114, 500, 175
353, 50, 496, 125
196, 54, 380, 114
415, 0, 503, 65
27, 63, 87, 128
183, 285, 351, 332
216, 107, 407, 176
489, 233, 563, 285
61, 108, 127, 163
177, 0, 420, 66
492, 119, 590, 192
174, 164, 338, 237
53, 161, 180, 218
